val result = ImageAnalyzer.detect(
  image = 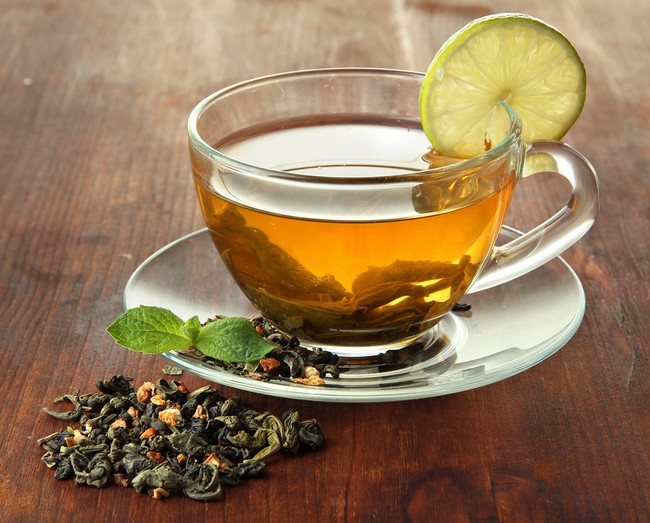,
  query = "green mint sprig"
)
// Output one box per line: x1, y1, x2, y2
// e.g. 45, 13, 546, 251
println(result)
107, 305, 275, 363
